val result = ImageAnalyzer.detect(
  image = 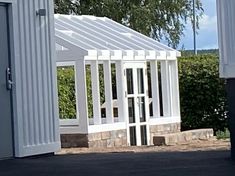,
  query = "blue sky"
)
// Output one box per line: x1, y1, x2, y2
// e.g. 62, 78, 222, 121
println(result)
179, 0, 218, 50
